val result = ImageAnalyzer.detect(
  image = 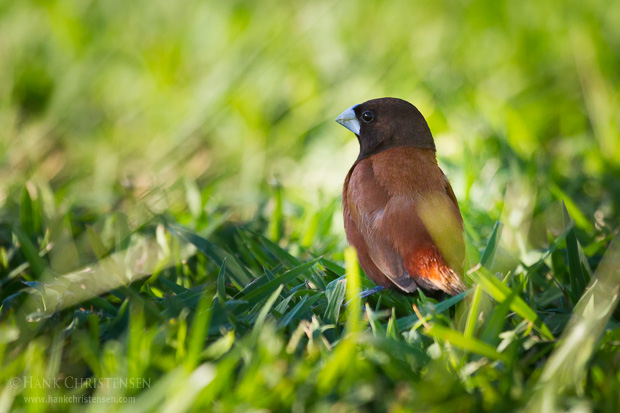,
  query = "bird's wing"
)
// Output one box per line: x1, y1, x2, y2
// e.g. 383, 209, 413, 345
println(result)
346, 161, 418, 292
347, 160, 465, 294
424, 173, 466, 272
